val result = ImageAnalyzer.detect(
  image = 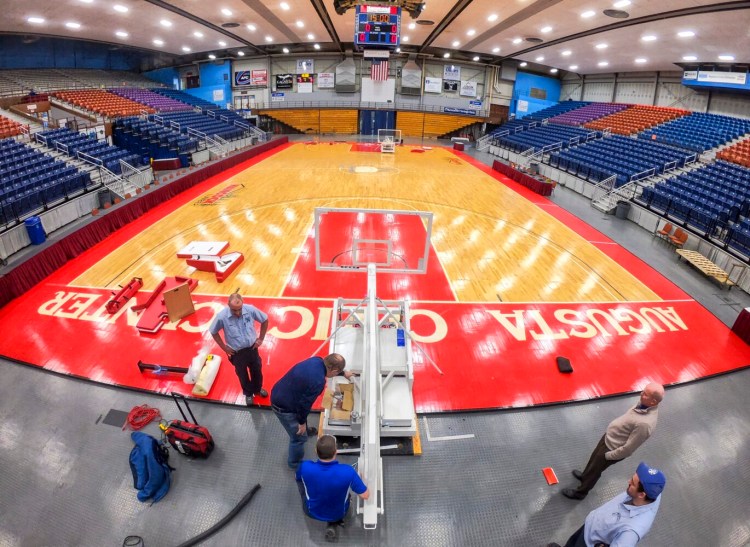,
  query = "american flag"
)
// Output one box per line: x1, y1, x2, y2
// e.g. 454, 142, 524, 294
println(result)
370, 59, 389, 81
